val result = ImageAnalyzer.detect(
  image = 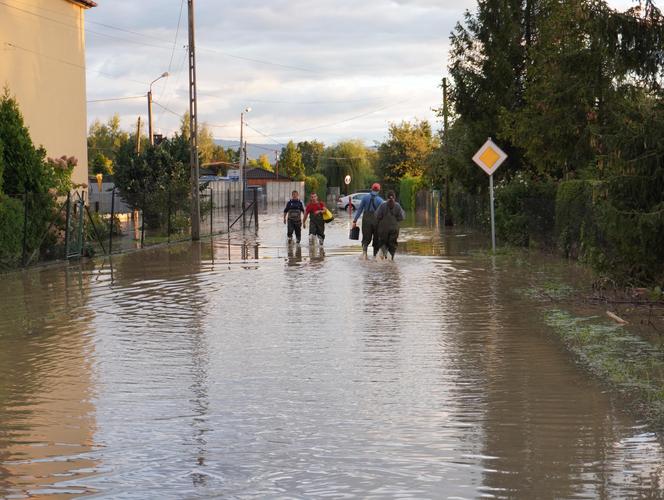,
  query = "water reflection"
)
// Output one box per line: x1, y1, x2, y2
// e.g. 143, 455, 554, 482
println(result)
0, 266, 98, 499
0, 217, 662, 498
